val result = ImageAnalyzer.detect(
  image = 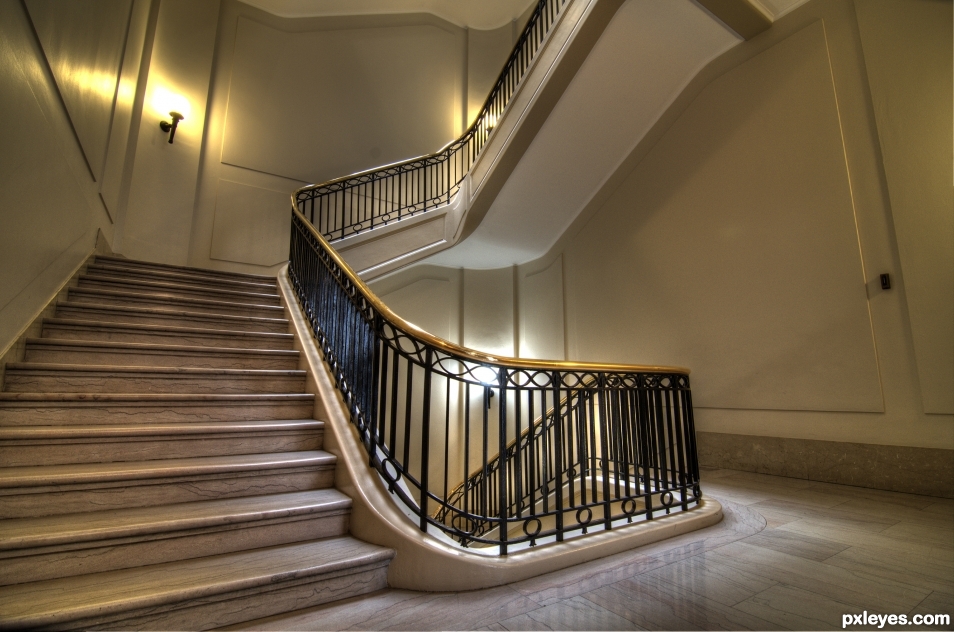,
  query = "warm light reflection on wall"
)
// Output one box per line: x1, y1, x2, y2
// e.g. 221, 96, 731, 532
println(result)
72, 68, 119, 100
151, 86, 191, 121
